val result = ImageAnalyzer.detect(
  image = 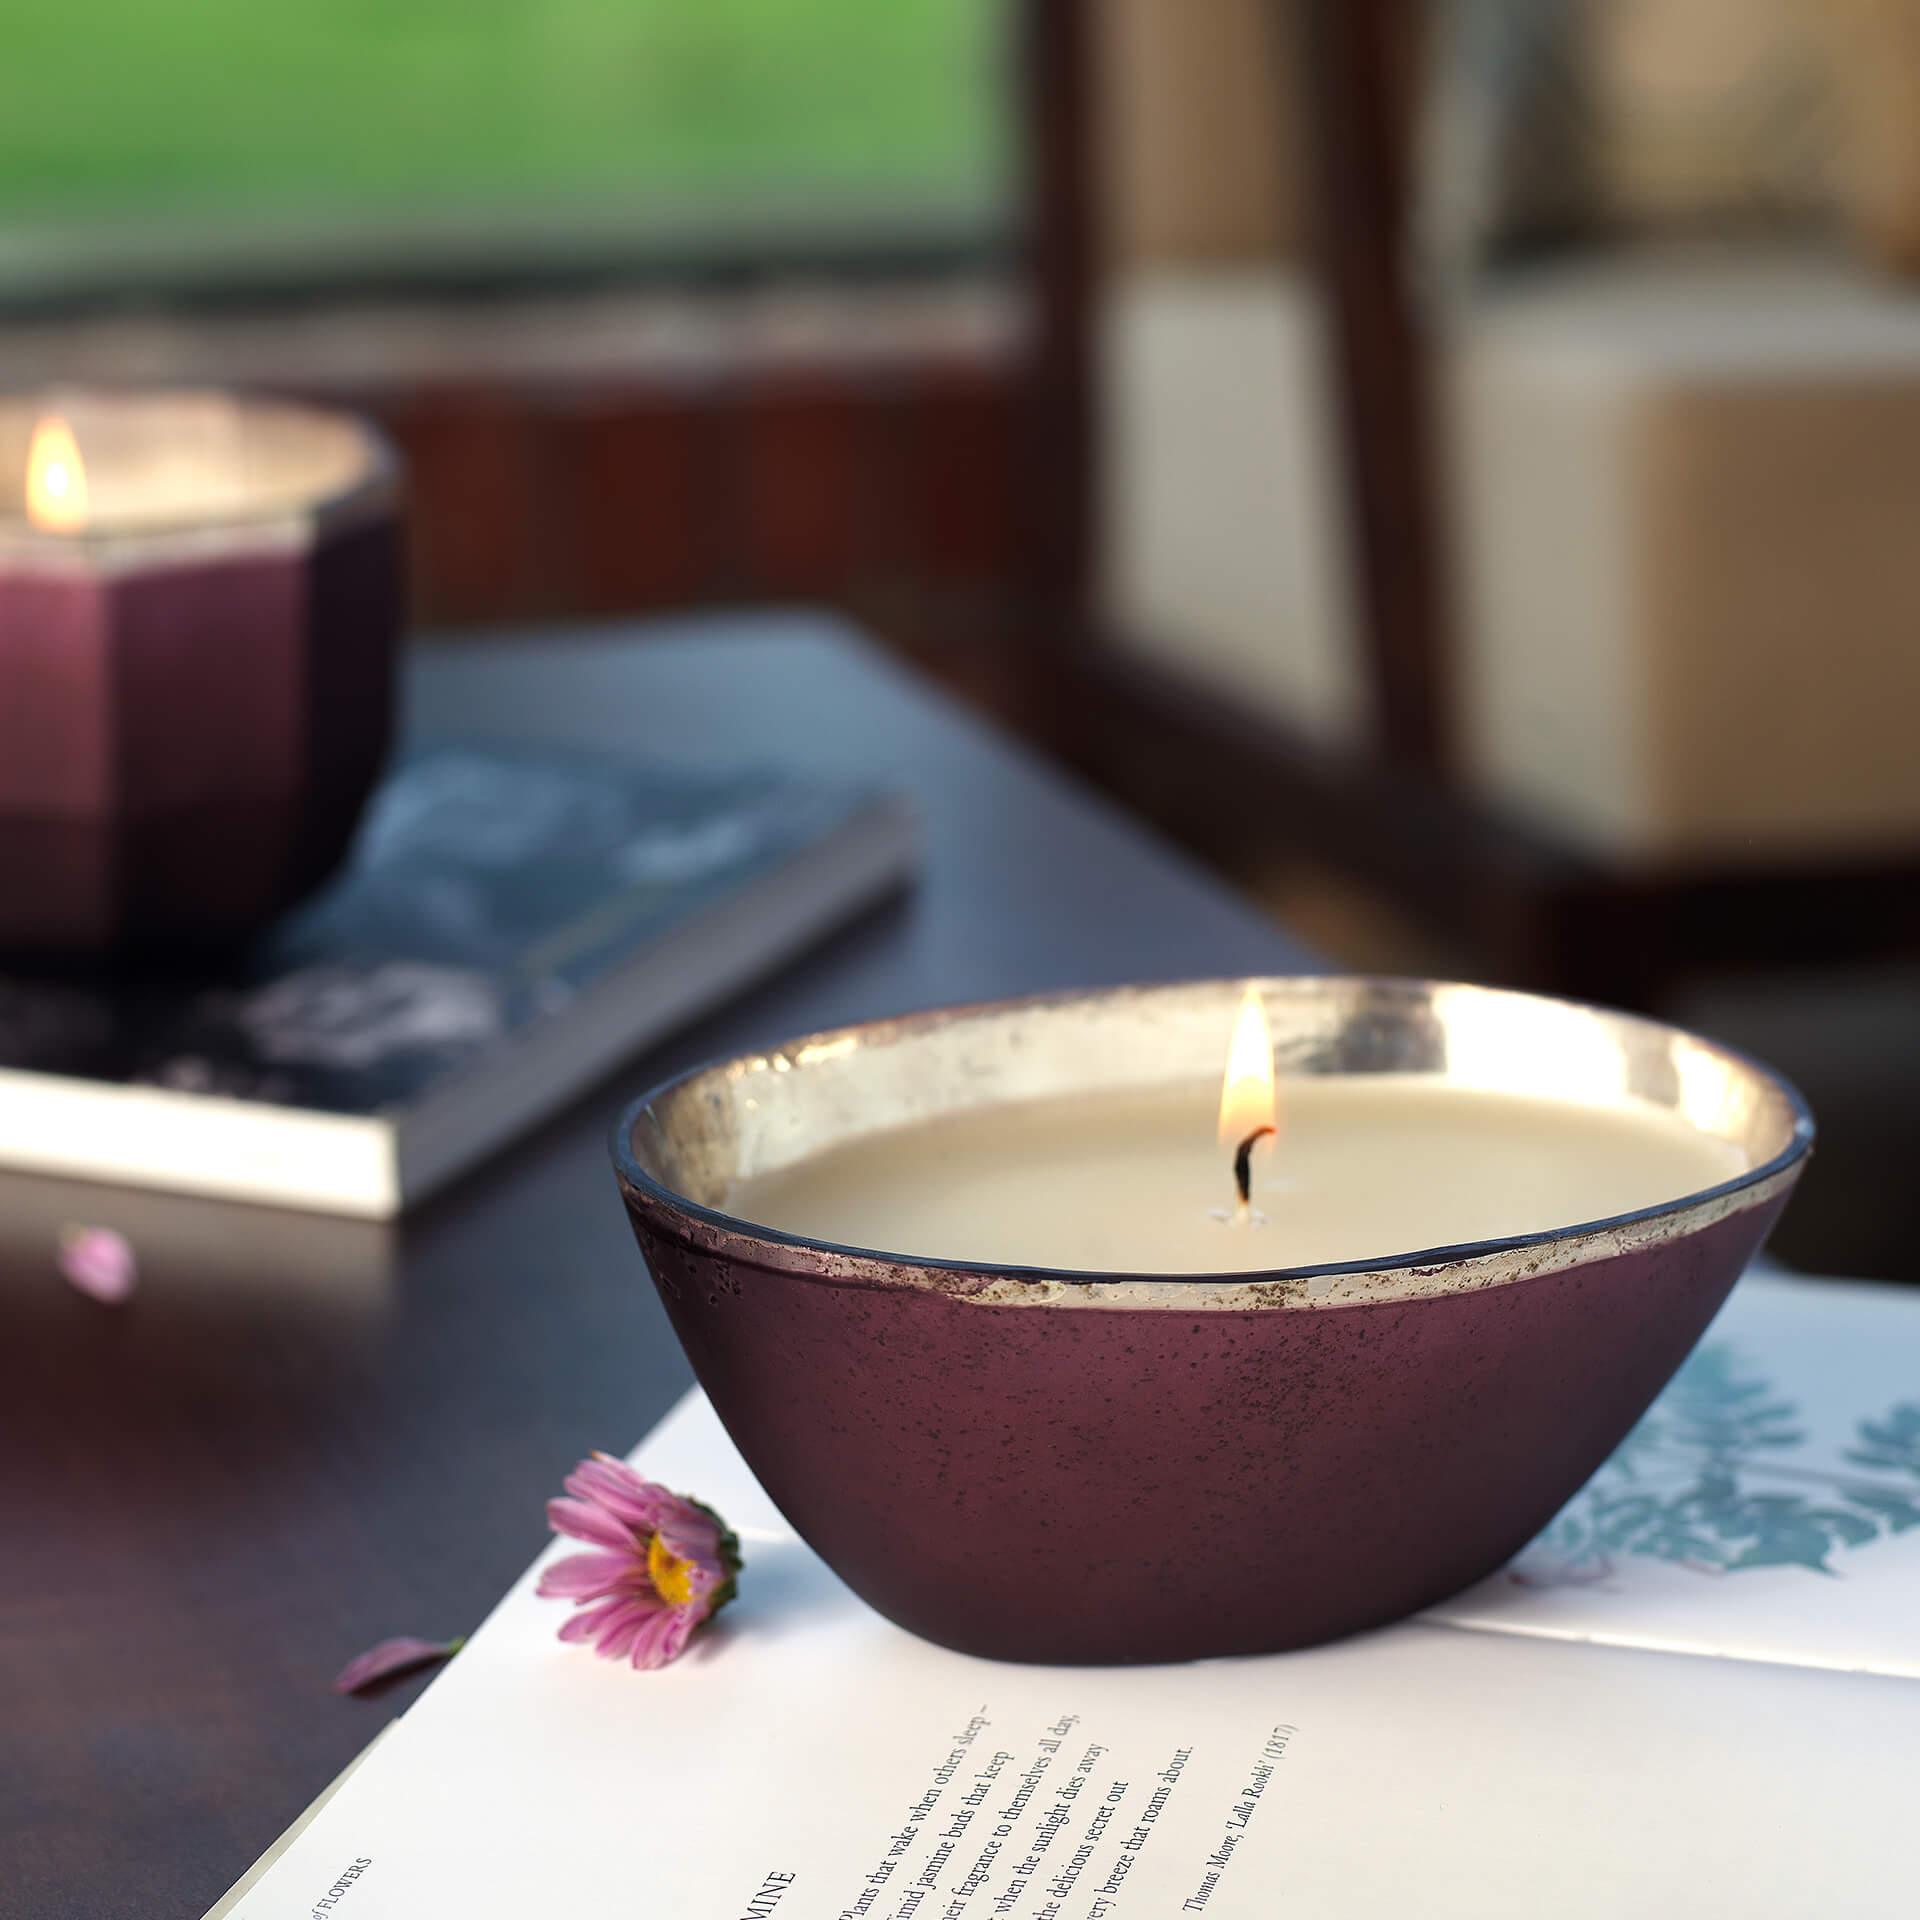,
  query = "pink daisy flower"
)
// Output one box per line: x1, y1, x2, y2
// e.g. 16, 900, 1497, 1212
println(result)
537, 1453, 740, 1669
